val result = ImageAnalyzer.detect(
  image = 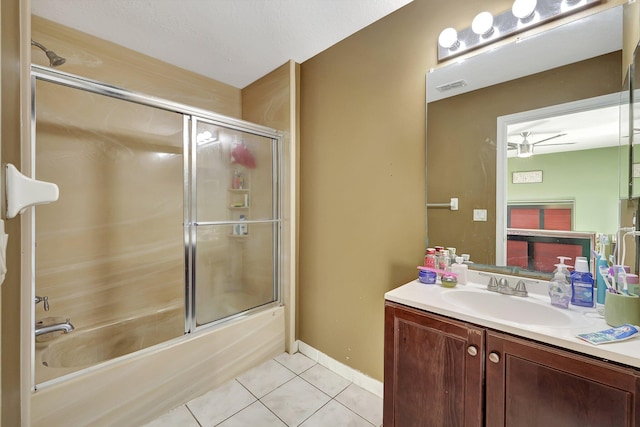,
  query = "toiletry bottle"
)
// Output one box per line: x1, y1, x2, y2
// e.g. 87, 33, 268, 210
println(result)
239, 214, 247, 235
451, 256, 468, 285
549, 263, 572, 309
571, 257, 594, 307
438, 250, 451, 270
595, 253, 608, 306
424, 248, 436, 269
